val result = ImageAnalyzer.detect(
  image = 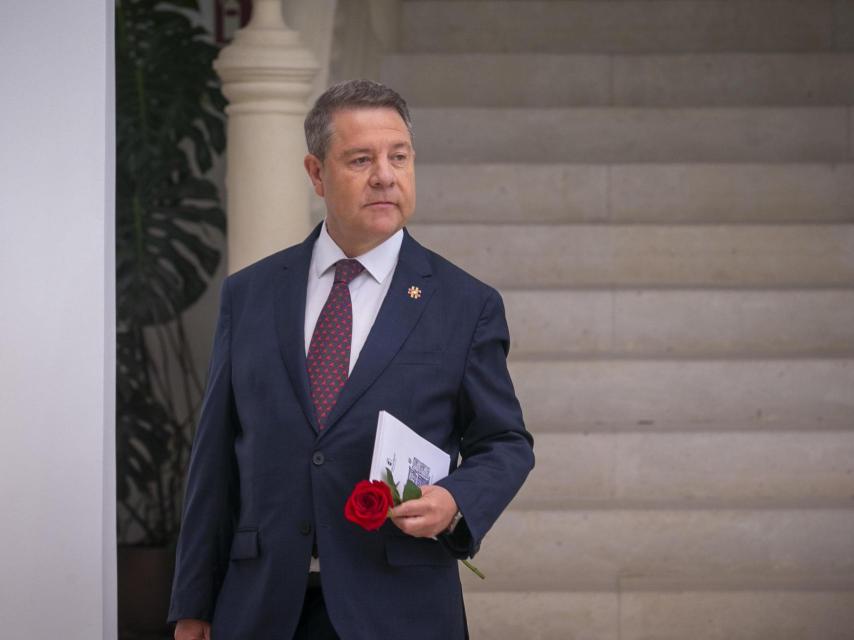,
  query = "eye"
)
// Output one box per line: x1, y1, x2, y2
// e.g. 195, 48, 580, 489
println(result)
351, 156, 370, 166
392, 153, 408, 163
